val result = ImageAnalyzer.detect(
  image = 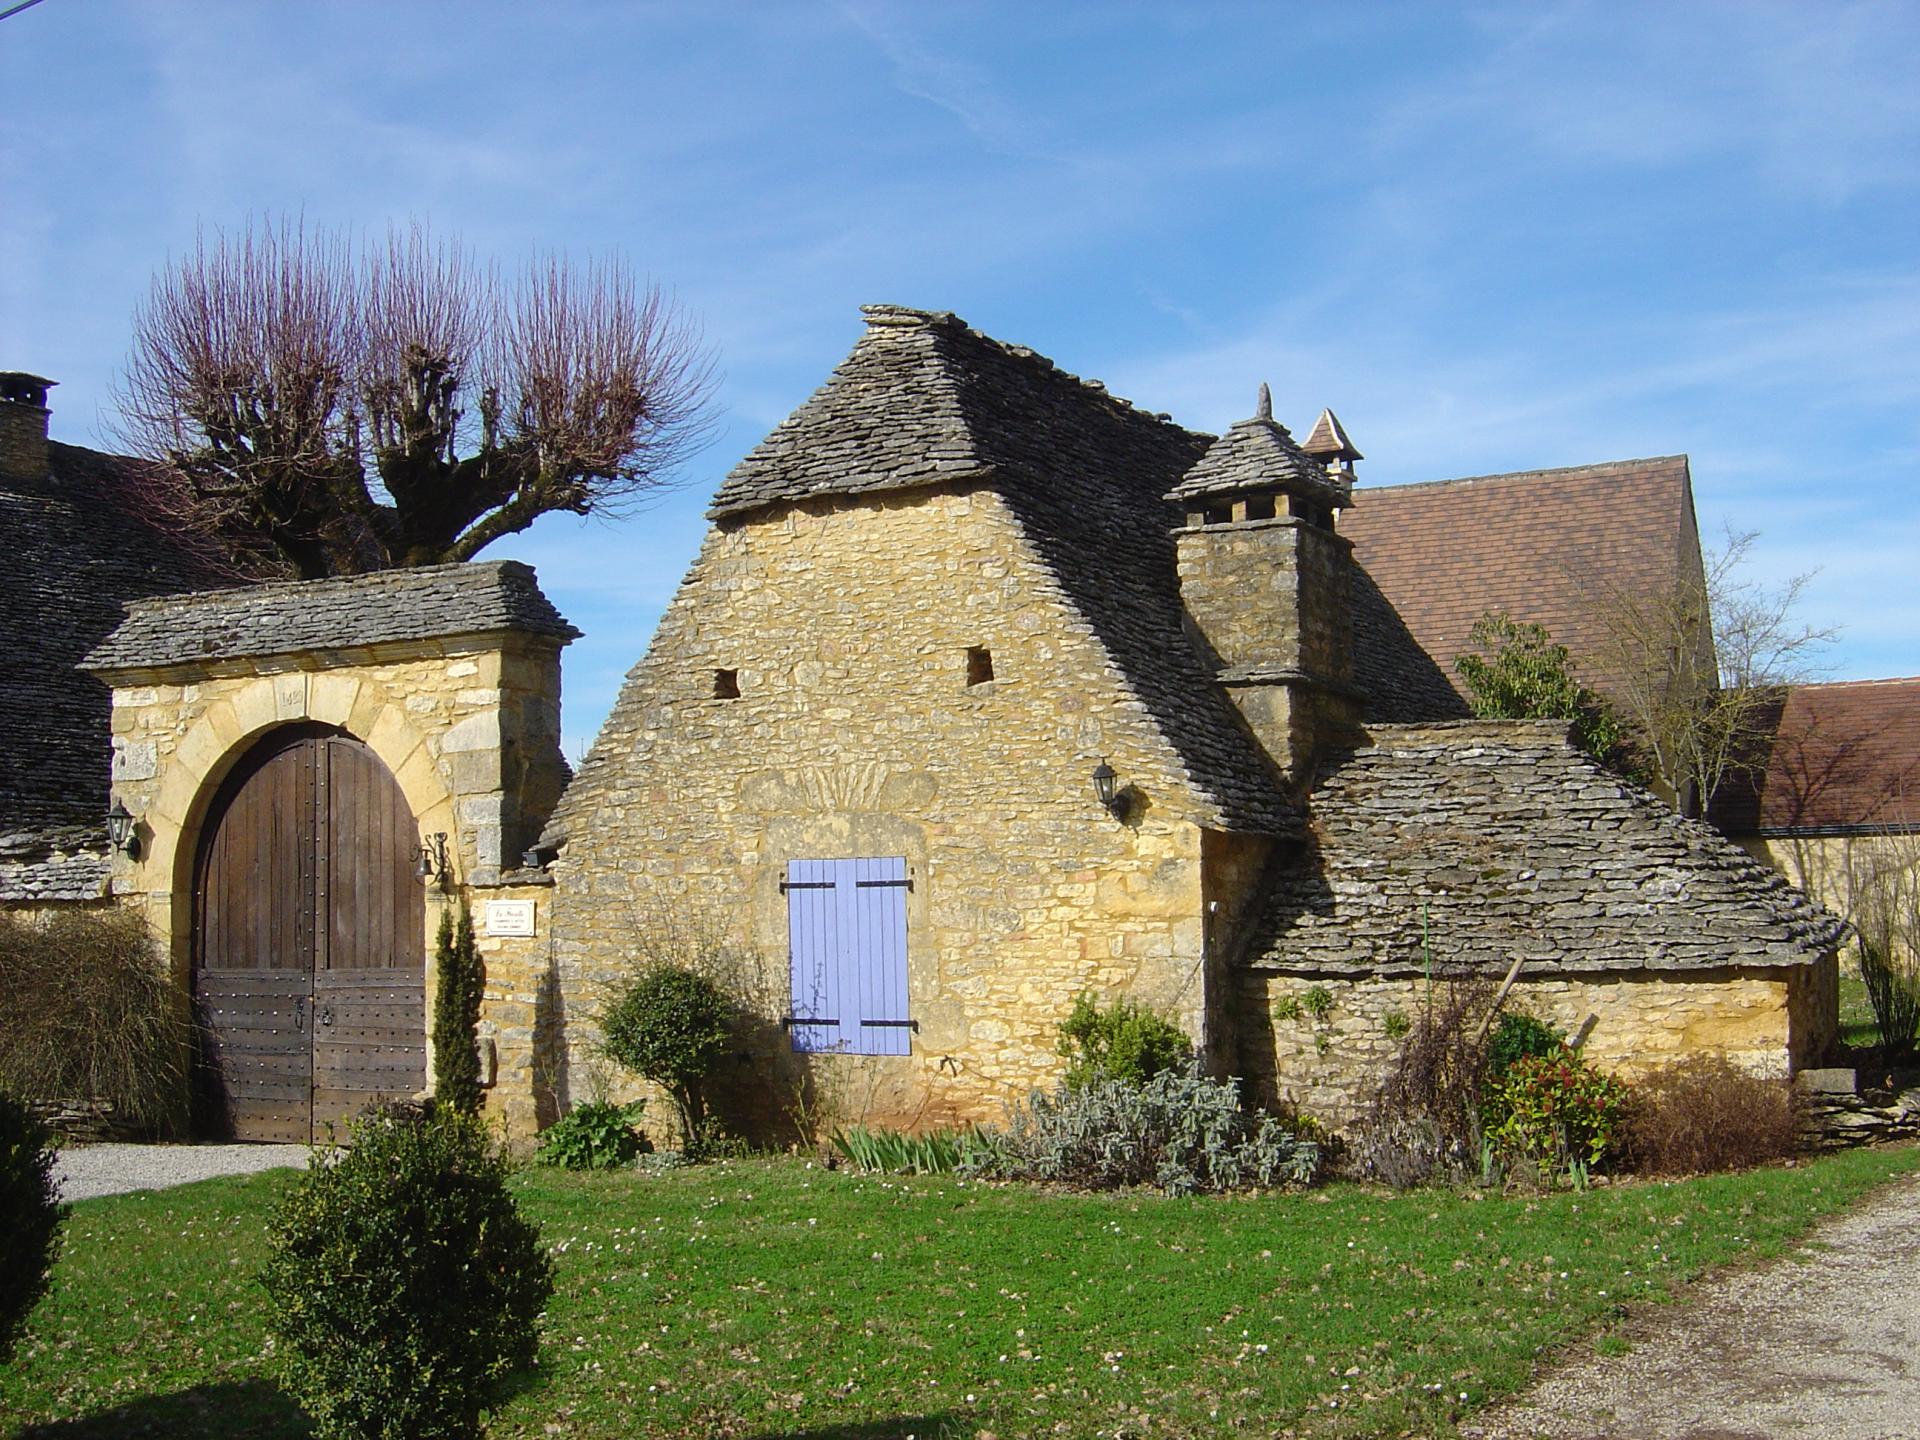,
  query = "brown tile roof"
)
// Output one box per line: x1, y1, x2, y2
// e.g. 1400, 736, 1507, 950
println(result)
1337, 456, 1702, 705
1711, 678, 1920, 834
